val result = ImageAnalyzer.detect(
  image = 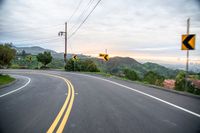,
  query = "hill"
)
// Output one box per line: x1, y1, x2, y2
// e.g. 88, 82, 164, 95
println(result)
14, 46, 57, 55
142, 62, 179, 78
93, 57, 179, 78
13, 46, 85, 59
13, 46, 180, 77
